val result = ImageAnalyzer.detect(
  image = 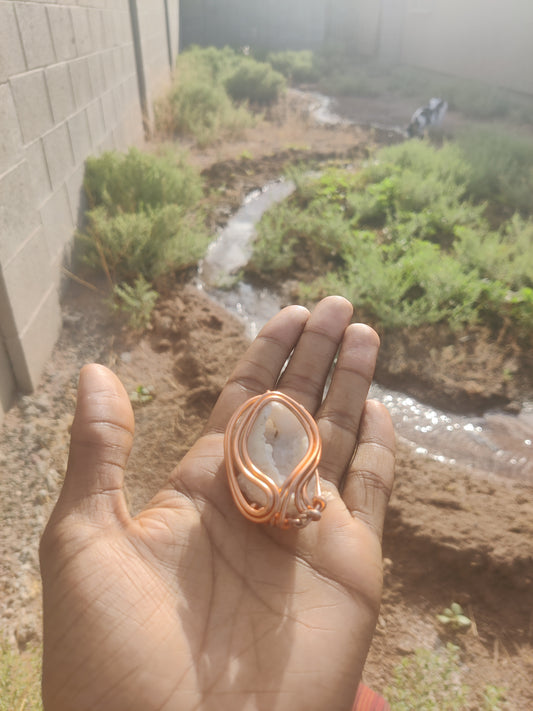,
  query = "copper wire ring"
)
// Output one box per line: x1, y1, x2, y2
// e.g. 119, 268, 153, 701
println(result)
224, 391, 326, 529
